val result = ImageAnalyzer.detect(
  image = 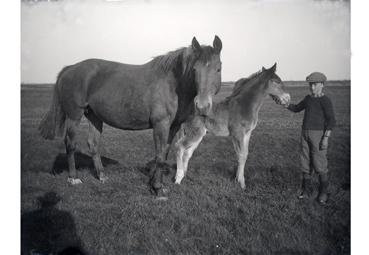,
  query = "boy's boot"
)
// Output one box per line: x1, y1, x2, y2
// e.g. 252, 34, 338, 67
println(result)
317, 173, 329, 204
